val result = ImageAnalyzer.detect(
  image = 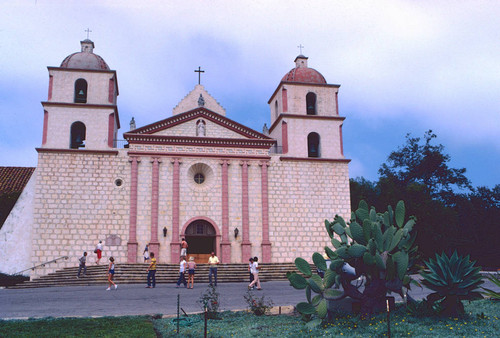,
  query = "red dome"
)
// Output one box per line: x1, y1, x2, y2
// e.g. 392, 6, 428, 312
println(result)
60, 40, 110, 70
60, 52, 110, 70
282, 67, 326, 84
